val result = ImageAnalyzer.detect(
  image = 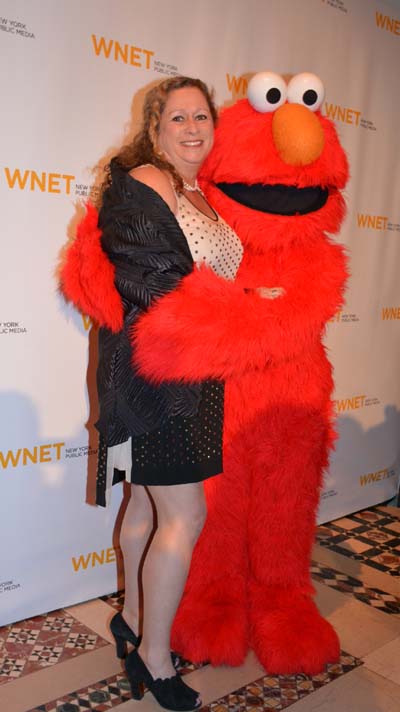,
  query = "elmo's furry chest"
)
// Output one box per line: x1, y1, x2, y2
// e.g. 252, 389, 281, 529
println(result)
235, 241, 322, 296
